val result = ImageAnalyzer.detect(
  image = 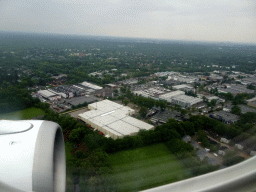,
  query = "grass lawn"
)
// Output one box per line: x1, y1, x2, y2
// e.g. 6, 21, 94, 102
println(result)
65, 142, 77, 191
0, 107, 45, 120
108, 143, 189, 192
